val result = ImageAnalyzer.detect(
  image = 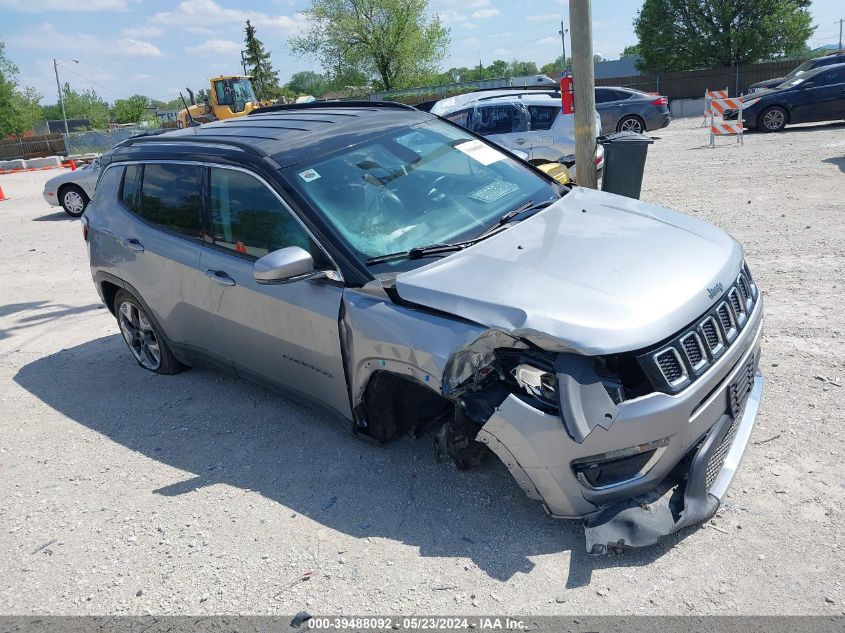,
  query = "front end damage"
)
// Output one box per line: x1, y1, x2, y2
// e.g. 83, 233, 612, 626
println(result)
343, 273, 764, 554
